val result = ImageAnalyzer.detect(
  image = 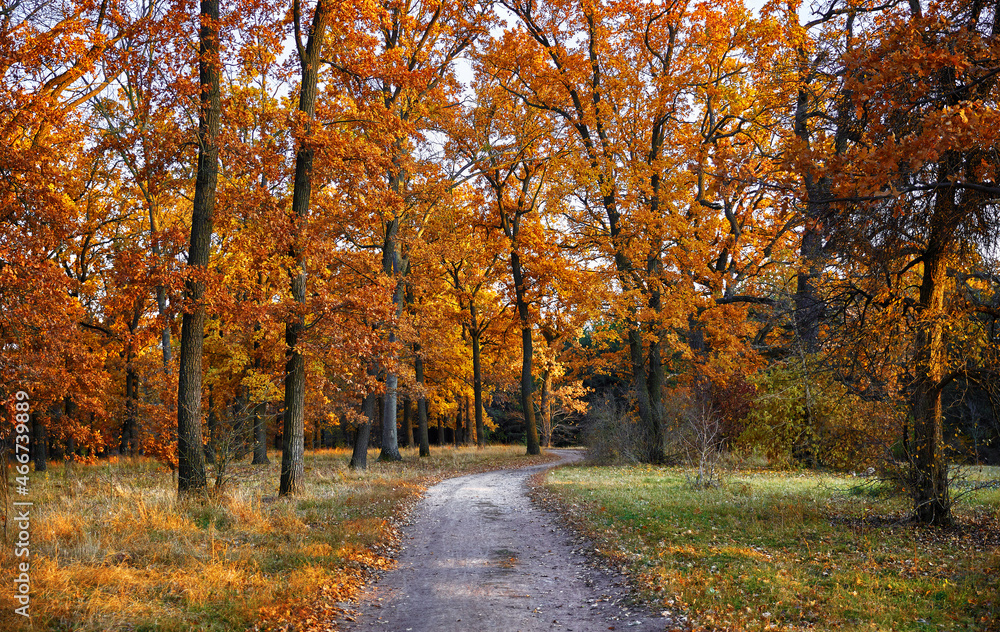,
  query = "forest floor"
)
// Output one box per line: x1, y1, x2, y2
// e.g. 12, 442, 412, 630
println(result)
535, 463, 1000, 632
0, 445, 556, 632
339, 448, 672, 632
